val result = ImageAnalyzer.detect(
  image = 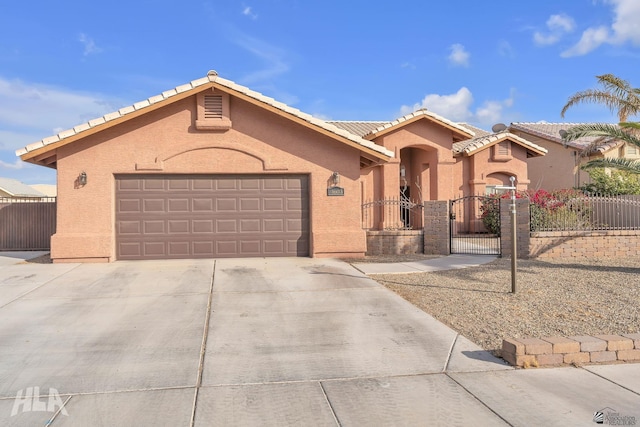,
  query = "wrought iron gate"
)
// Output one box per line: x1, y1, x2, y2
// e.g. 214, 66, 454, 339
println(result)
450, 196, 500, 255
